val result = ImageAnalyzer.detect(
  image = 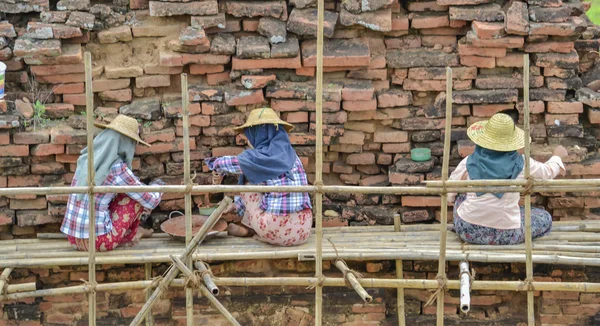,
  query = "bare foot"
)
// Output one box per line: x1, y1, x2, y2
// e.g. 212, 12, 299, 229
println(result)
124, 228, 154, 247
227, 223, 254, 237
